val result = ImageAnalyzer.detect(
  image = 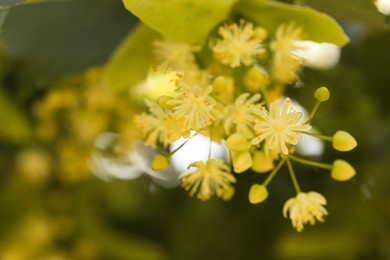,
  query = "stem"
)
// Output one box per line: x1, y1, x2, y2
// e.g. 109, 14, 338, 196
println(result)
286, 158, 301, 194
168, 133, 198, 158
299, 131, 333, 142
304, 101, 321, 124
263, 158, 286, 186
288, 154, 332, 170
